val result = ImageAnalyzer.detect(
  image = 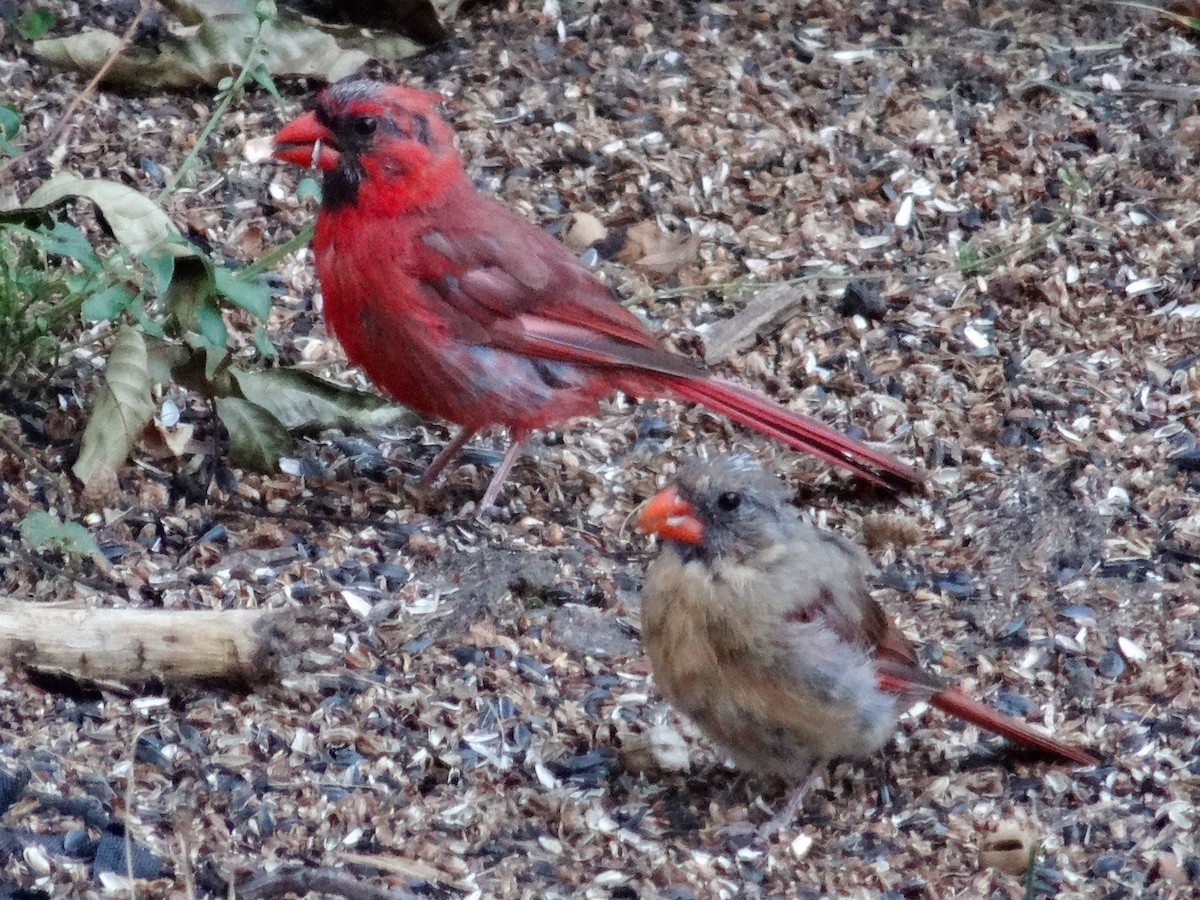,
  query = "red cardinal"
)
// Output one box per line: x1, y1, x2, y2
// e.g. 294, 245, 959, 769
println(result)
272, 80, 922, 507
637, 455, 1097, 829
